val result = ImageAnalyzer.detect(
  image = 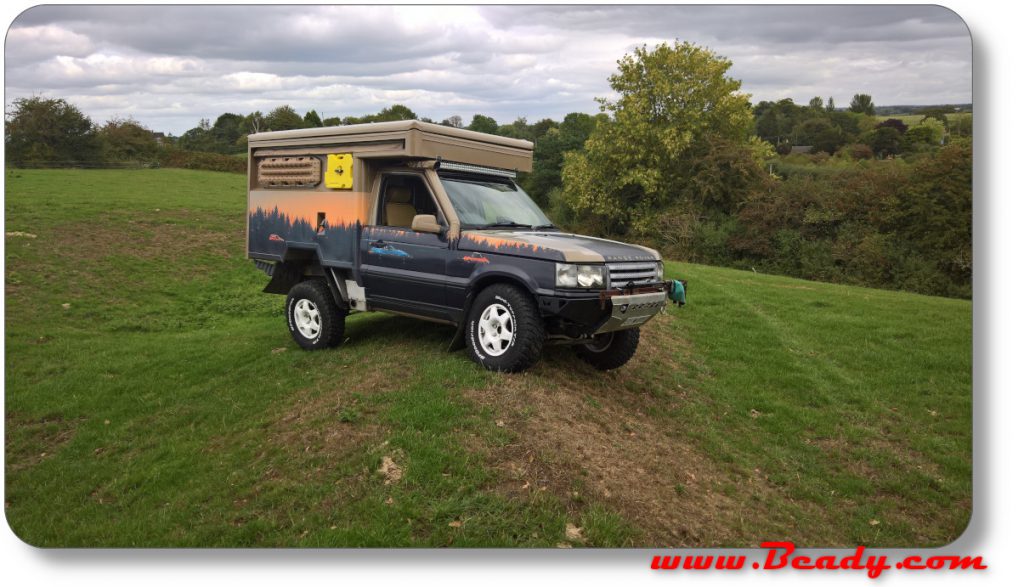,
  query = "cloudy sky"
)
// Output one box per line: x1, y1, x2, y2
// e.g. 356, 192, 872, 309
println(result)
4, 4, 971, 135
